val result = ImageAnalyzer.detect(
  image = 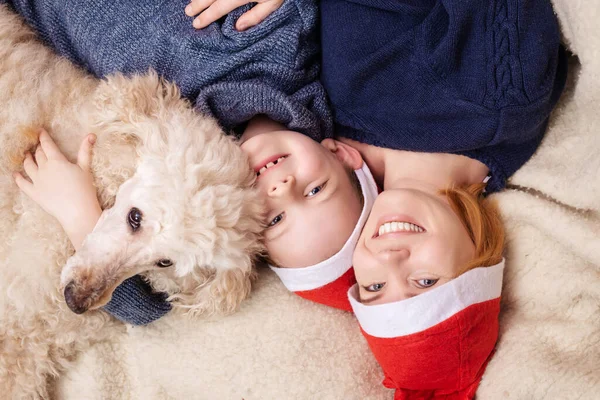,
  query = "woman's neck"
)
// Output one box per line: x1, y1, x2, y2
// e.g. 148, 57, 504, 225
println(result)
339, 138, 489, 189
